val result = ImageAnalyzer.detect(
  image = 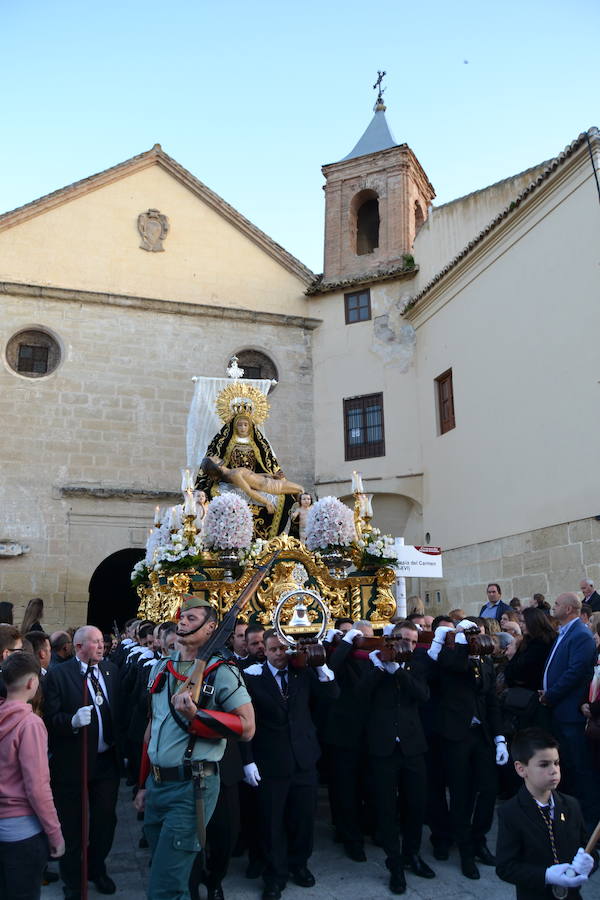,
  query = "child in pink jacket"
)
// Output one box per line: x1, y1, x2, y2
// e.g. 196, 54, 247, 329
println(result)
0, 651, 64, 900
